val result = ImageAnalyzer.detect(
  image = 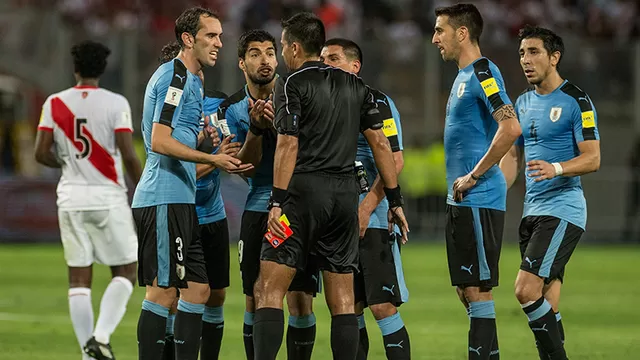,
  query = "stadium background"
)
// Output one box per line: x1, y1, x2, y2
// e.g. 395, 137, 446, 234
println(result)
0, 0, 639, 359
